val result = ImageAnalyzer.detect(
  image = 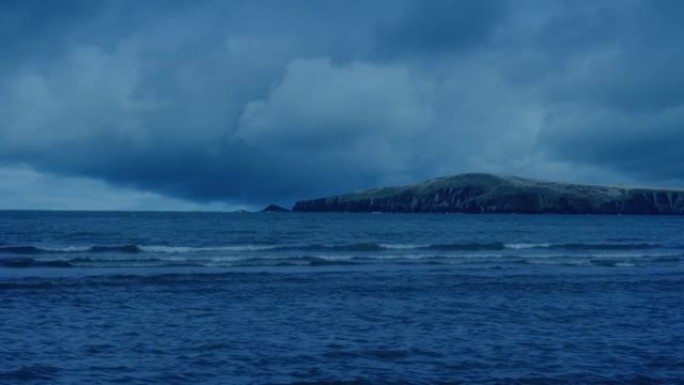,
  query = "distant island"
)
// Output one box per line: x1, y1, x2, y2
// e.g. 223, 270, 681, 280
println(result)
260, 204, 290, 213
292, 173, 684, 215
